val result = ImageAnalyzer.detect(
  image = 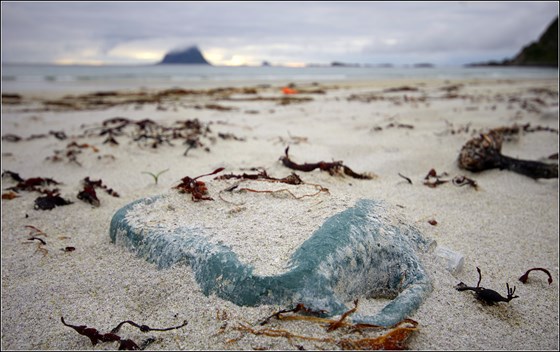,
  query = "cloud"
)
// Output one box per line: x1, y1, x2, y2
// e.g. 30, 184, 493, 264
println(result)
2, 1, 558, 65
